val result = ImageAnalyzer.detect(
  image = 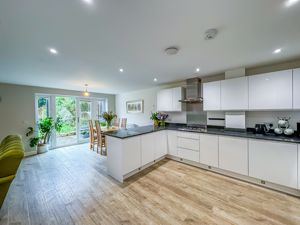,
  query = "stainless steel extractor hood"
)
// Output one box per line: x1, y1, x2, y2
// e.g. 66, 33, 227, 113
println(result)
179, 78, 203, 103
